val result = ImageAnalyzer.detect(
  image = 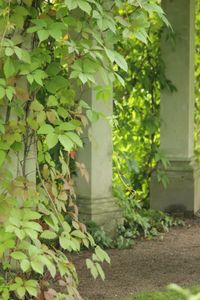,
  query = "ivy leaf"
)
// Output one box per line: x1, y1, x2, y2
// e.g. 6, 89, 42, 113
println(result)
71, 230, 85, 239
26, 286, 37, 297
11, 251, 27, 260
4, 58, 16, 79
23, 210, 41, 221
59, 236, 70, 250
40, 230, 57, 240
105, 48, 115, 63
59, 122, 77, 131
42, 256, 56, 278
78, 0, 92, 15
31, 260, 44, 275
5, 47, 14, 56
86, 259, 98, 279
58, 135, 74, 152
86, 110, 99, 122
38, 30, 49, 42
46, 76, 68, 93
20, 259, 30, 272
65, 0, 78, 10
114, 52, 128, 72
17, 287, 26, 298
21, 49, 31, 63
50, 29, 62, 40
46, 133, 58, 149
66, 132, 83, 147
95, 246, 110, 263
95, 262, 105, 281
38, 124, 54, 135
47, 95, 58, 107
